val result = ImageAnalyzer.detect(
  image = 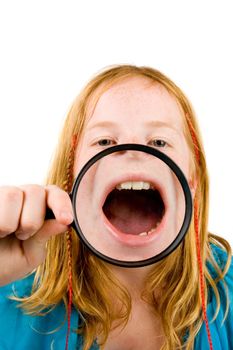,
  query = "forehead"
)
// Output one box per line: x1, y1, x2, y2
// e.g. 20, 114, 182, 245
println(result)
86, 76, 184, 128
